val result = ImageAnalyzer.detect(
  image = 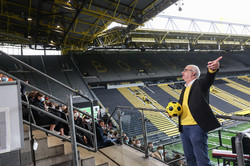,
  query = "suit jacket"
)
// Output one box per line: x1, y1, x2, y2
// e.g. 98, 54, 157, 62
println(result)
178, 69, 221, 132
